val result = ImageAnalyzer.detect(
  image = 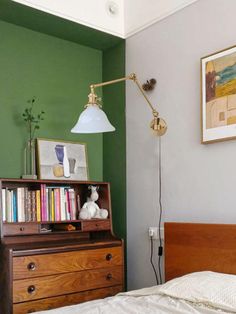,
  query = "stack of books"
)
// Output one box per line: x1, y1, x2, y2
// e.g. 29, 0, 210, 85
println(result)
2, 184, 78, 223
